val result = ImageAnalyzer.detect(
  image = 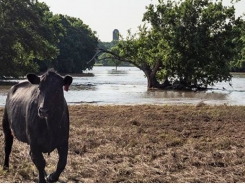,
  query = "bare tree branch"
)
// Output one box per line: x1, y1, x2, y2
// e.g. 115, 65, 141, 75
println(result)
87, 49, 104, 64
87, 47, 143, 70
